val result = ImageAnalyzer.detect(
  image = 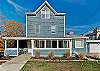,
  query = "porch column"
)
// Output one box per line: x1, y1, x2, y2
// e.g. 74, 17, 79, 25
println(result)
44, 40, 46, 48
51, 40, 52, 48
17, 40, 19, 56
57, 40, 59, 48
69, 40, 72, 56
31, 40, 35, 56
4, 40, 7, 56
